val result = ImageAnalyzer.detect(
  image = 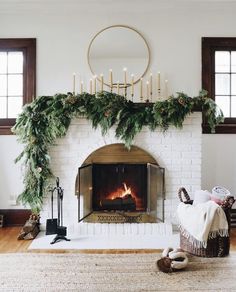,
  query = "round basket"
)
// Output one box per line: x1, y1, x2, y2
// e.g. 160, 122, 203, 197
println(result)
178, 187, 235, 257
